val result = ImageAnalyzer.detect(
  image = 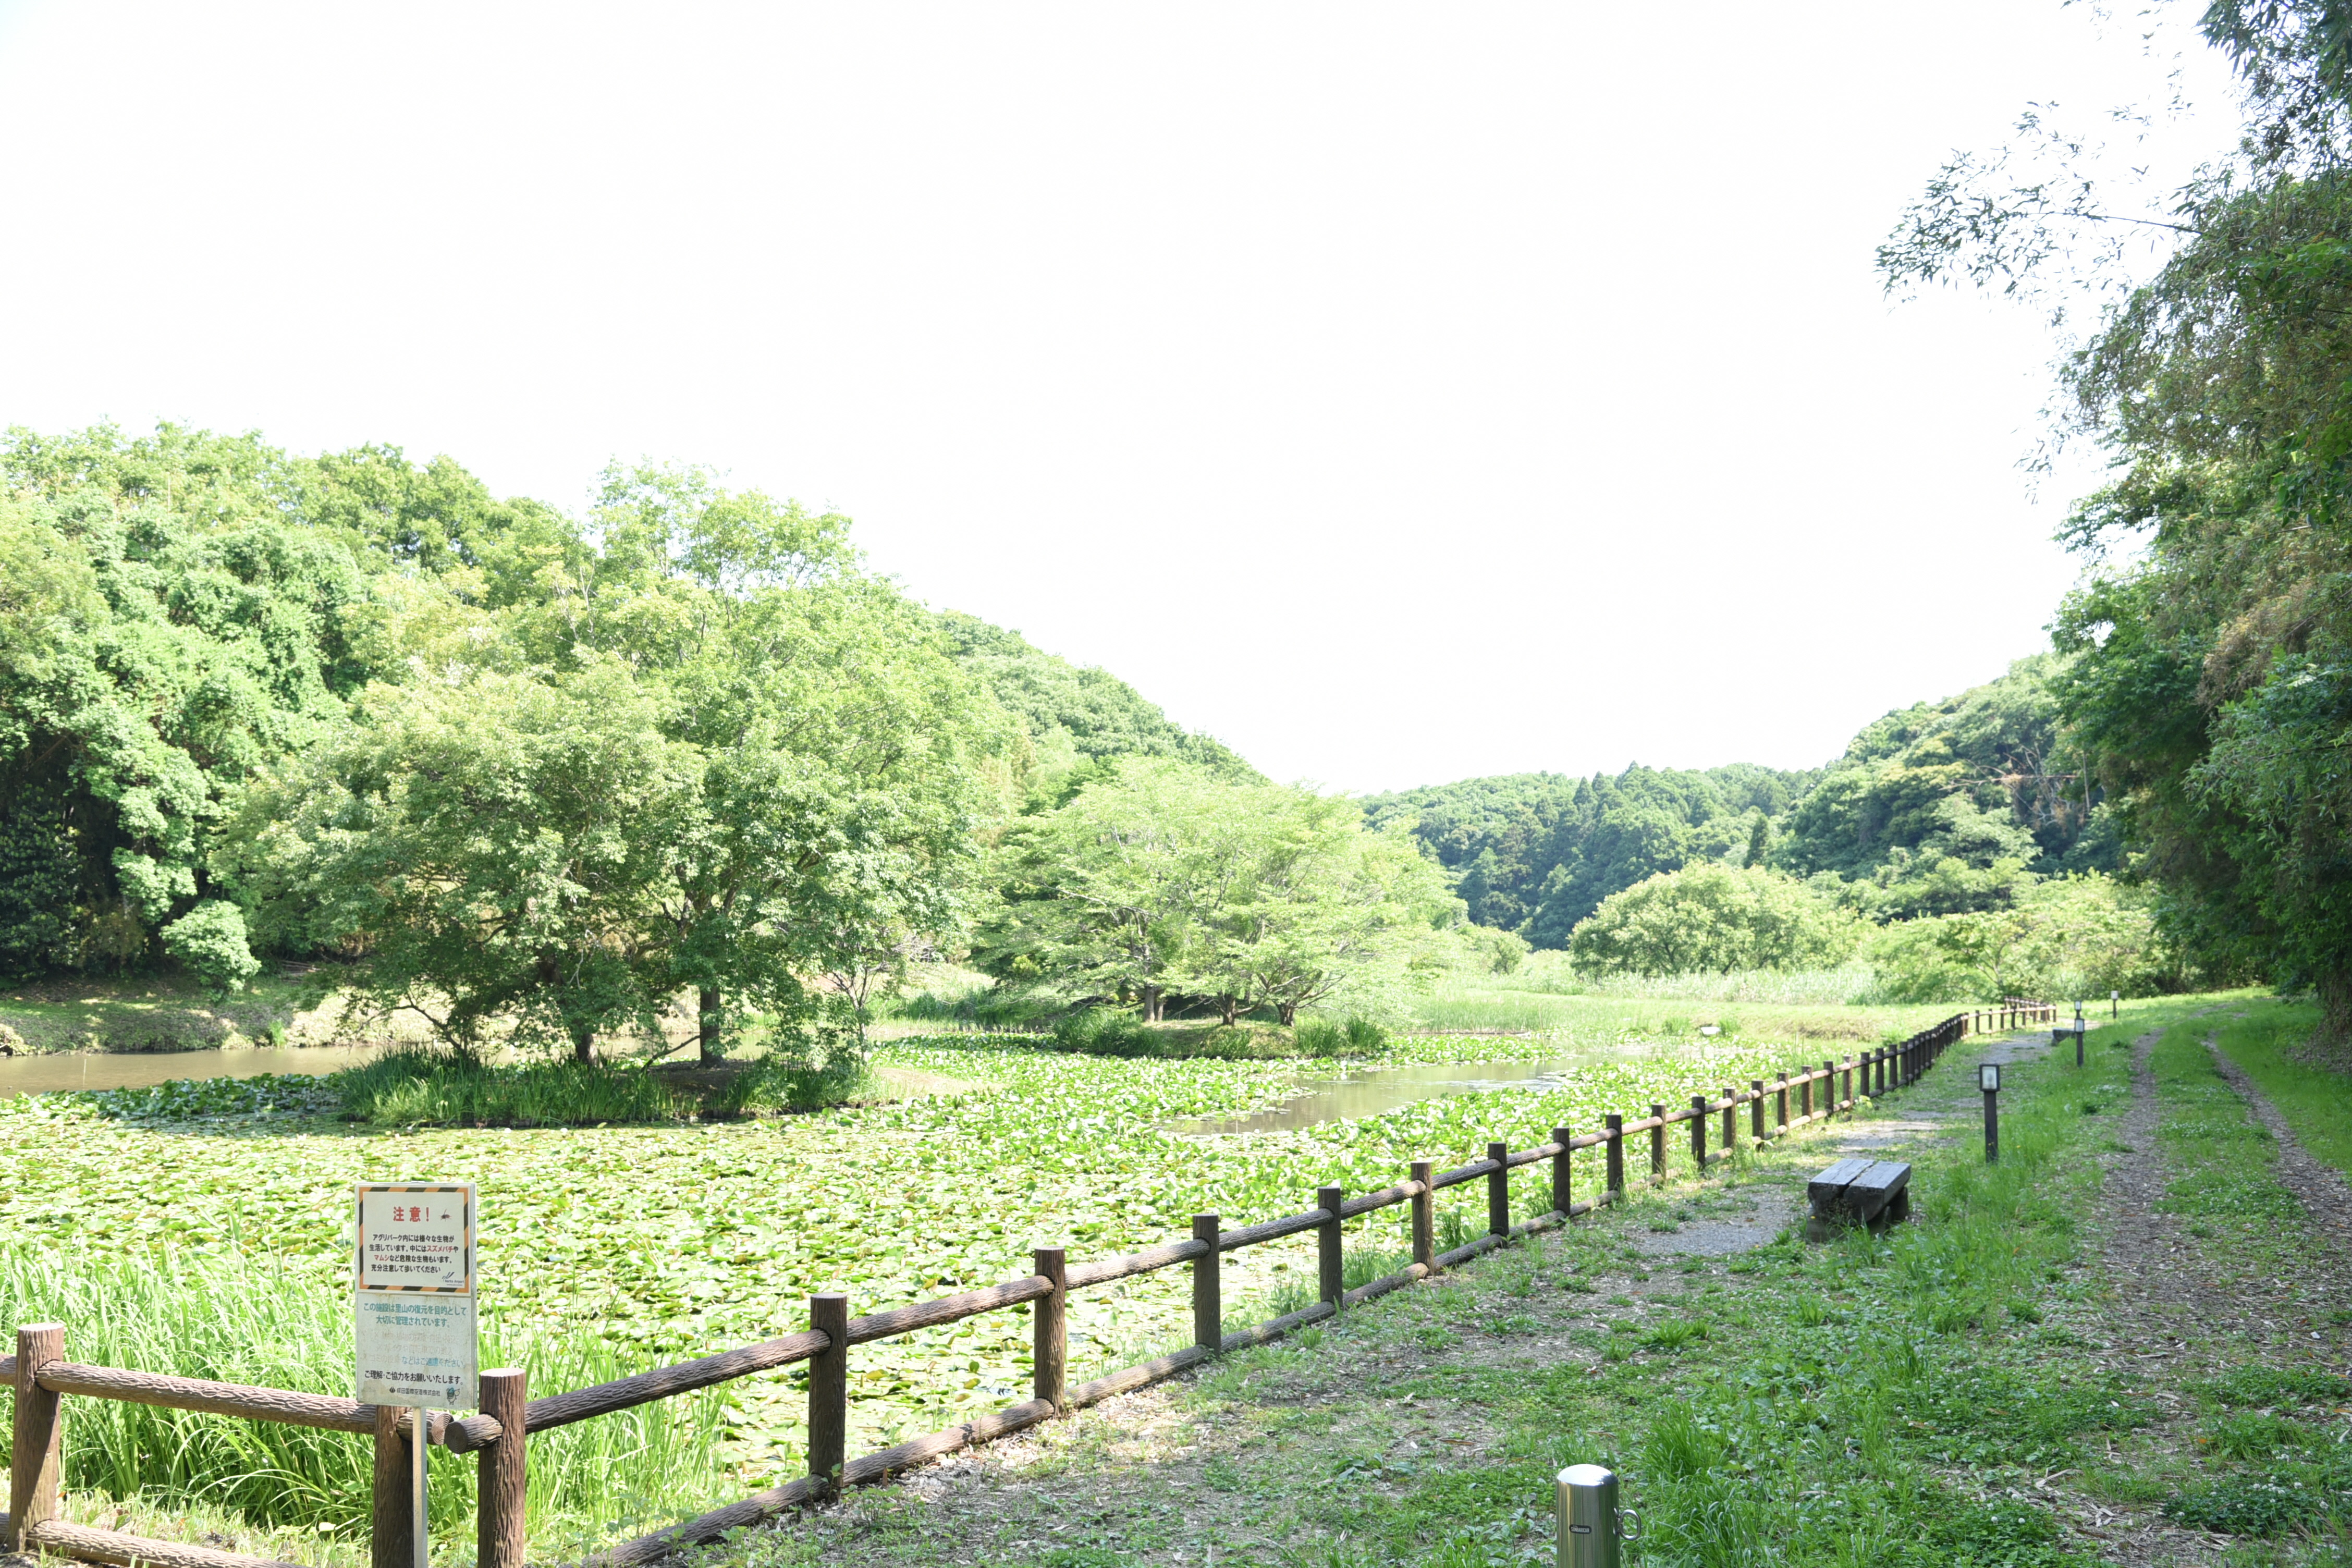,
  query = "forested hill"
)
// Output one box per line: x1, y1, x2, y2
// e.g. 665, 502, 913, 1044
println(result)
933, 612, 1259, 798
1358, 765, 1818, 946
1367, 655, 2116, 946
